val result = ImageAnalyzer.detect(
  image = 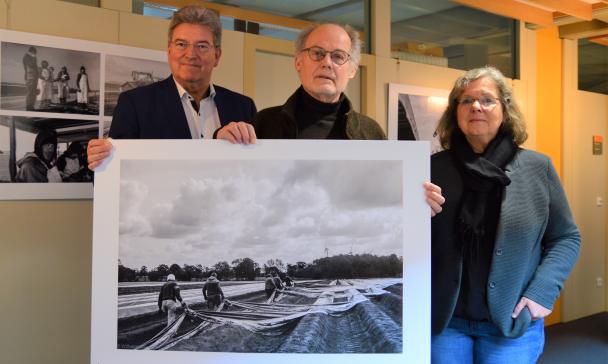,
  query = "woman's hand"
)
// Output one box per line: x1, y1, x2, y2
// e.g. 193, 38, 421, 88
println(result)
512, 297, 552, 320
424, 182, 445, 217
